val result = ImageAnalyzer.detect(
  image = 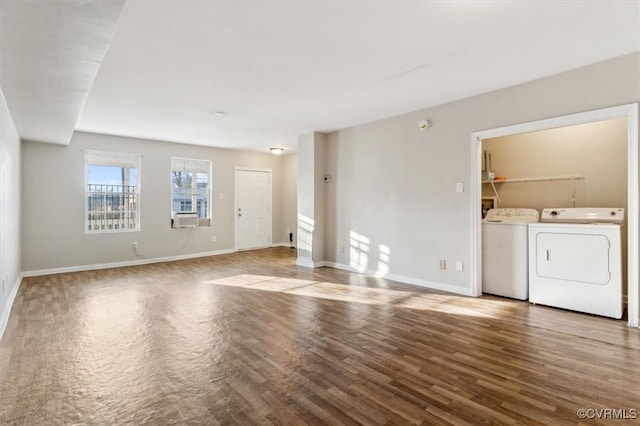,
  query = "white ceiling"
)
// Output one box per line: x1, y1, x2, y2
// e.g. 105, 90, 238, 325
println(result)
2, 1, 639, 152
0, 0, 125, 145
